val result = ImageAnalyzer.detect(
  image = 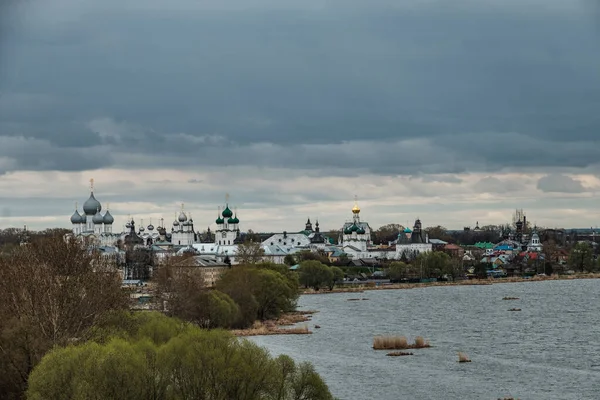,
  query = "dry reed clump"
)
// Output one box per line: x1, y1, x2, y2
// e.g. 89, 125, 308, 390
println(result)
458, 352, 471, 363
502, 297, 520, 300
232, 322, 312, 337
276, 311, 315, 326
373, 335, 431, 350
386, 351, 413, 356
